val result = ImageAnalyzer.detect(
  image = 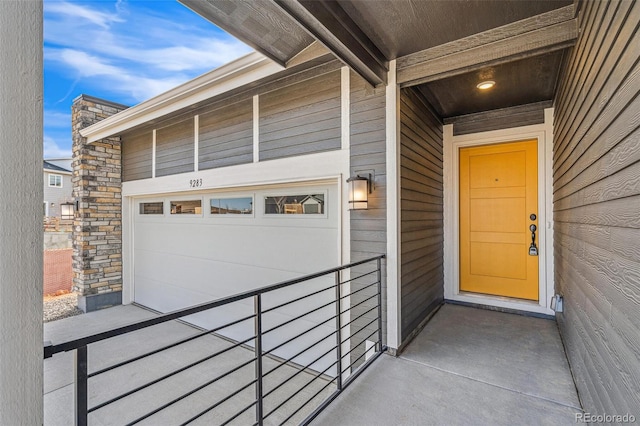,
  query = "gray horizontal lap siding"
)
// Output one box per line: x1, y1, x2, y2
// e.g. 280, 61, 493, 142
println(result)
155, 119, 194, 177
349, 72, 387, 365
121, 131, 152, 182
259, 70, 341, 161
553, 0, 640, 416
400, 88, 444, 341
199, 99, 253, 170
